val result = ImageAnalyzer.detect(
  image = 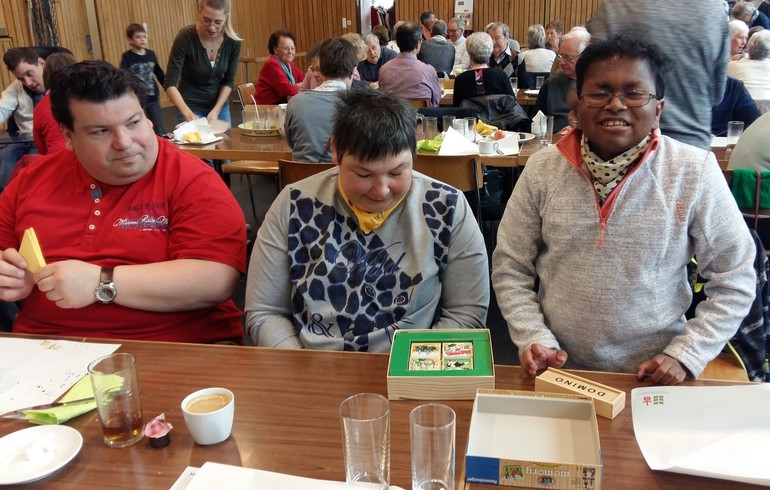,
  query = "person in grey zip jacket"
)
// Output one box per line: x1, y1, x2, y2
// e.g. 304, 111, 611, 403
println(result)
492, 35, 756, 385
